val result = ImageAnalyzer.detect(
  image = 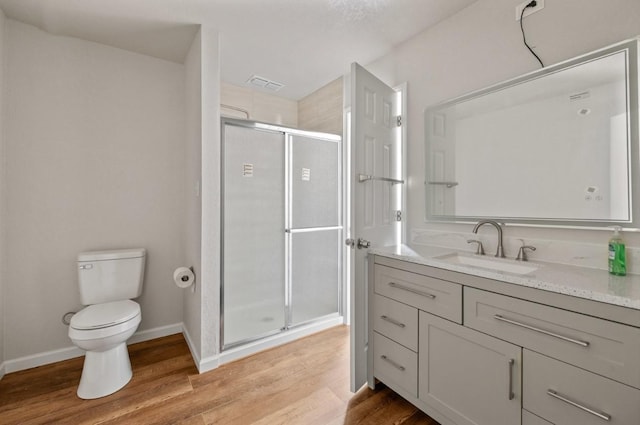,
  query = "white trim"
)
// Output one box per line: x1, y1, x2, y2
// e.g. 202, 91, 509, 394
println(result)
5, 345, 84, 374
181, 324, 220, 373
128, 323, 183, 345
218, 316, 344, 366
394, 82, 408, 245
197, 354, 220, 373
0, 319, 346, 378
3, 323, 183, 375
